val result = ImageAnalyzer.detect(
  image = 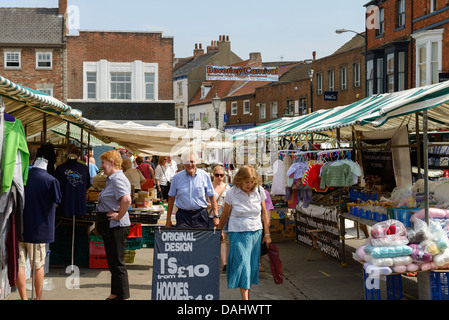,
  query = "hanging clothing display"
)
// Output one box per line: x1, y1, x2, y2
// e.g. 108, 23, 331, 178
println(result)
1, 118, 29, 193
270, 159, 286, 195
274, 149, 362, 208
1, 112, 28, 288
55, 158, 90, 217
22, 164, 62, 243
